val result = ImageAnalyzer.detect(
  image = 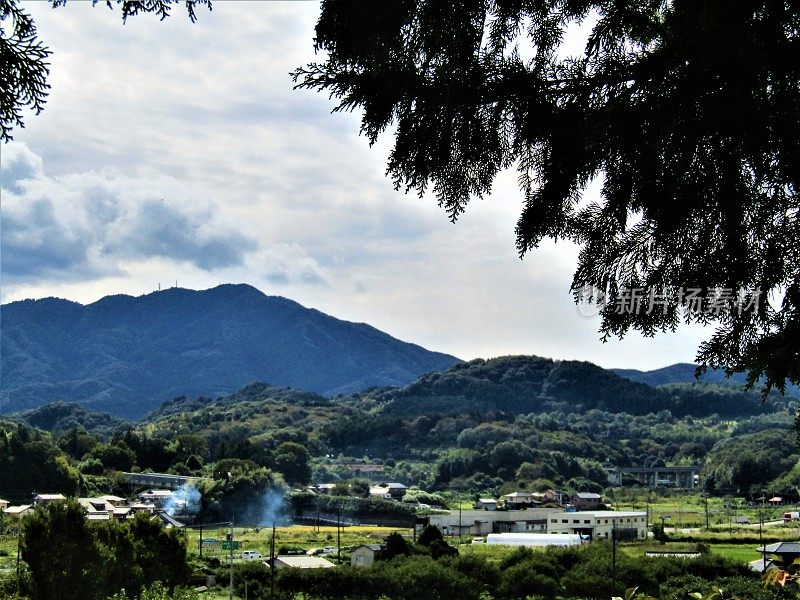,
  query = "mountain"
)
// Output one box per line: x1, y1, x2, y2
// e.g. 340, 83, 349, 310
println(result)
0, 284, 460, 418
352, 355, 791, 418
12, 402, 130, 440
613, 363, 800, 398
